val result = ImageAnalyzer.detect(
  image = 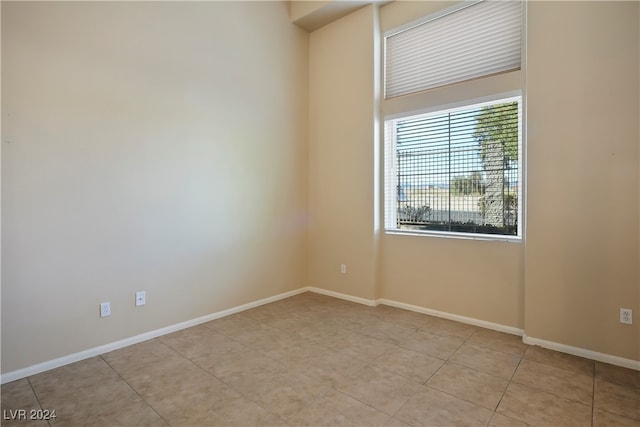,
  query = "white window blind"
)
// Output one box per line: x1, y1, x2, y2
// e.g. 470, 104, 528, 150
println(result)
384, 97, 521, 238
385, 0, 522, 98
